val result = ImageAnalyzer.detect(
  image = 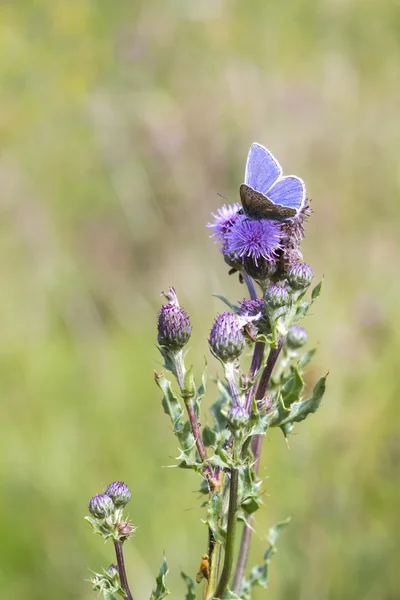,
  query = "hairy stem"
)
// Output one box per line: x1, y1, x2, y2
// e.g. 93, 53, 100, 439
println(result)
114, 540, 134, 600
215, 468, 239, 598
